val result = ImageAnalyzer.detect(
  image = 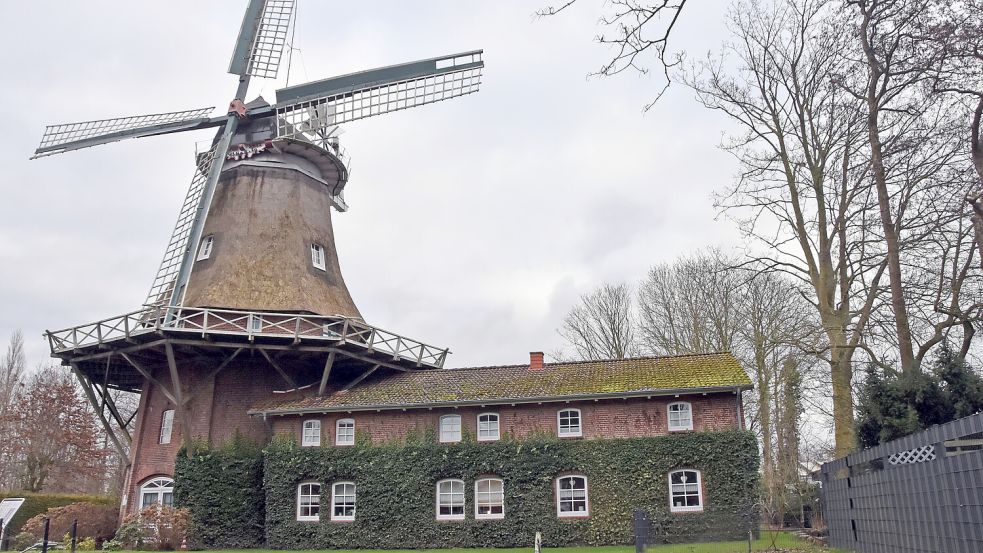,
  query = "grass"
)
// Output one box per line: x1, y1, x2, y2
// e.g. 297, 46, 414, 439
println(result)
120, 532, 851, 553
